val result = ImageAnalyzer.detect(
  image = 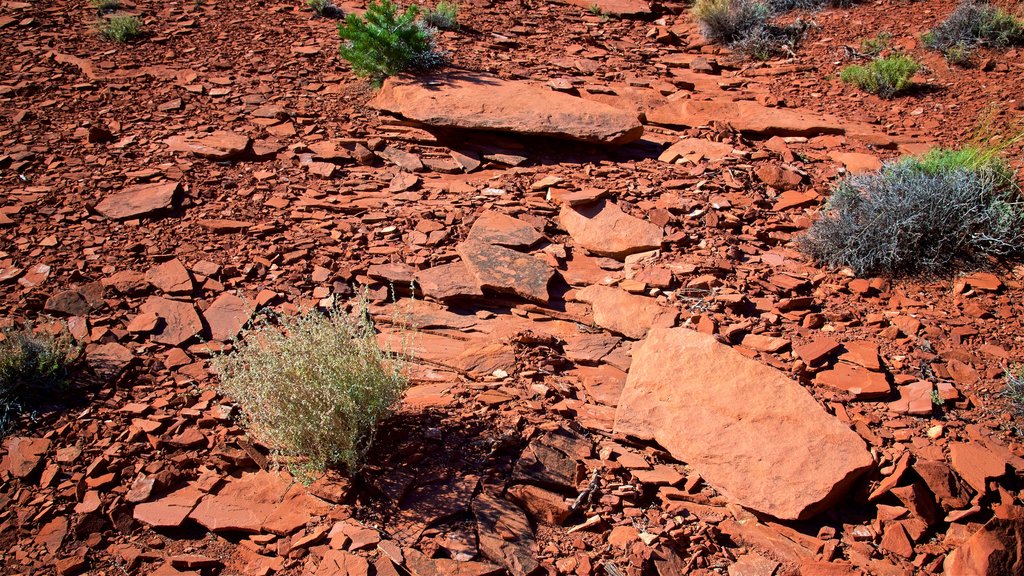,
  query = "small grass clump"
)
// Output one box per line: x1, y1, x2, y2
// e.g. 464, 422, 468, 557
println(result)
423, 1, 459, 30
211, 306, 408, 478
1004, 365, 1024, 431
307, 0, 343, 18
100, 14, 143, 42
859, 31, 891, 56
840, 54, 919, 98
338, 0, 444, 86
923, 0, 1024, 64
801, 144, 1024, 276
1, 327, 77, 435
